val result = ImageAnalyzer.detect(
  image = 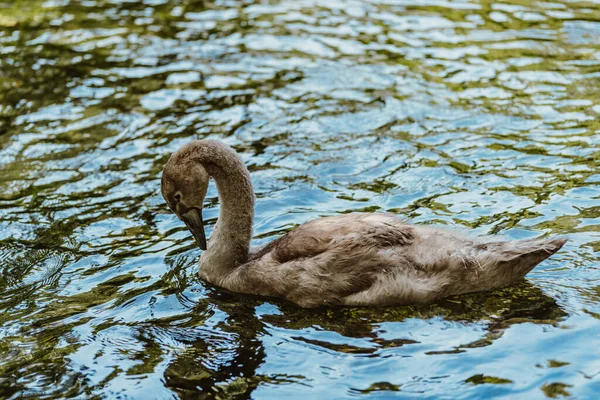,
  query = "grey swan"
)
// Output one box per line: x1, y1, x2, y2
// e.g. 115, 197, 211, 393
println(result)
161, 140, 567, 308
